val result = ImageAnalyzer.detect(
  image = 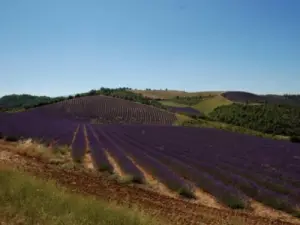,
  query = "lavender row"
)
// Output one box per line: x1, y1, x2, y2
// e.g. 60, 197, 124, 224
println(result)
139, 134, 300, 199
121, 129, 300, 210
71, 125, 86, 162
93, 126, 144, 183
103, 129, 194, 198
109, 130, 247, 206
86, 125, 113, 172
119, 125, 300, 177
